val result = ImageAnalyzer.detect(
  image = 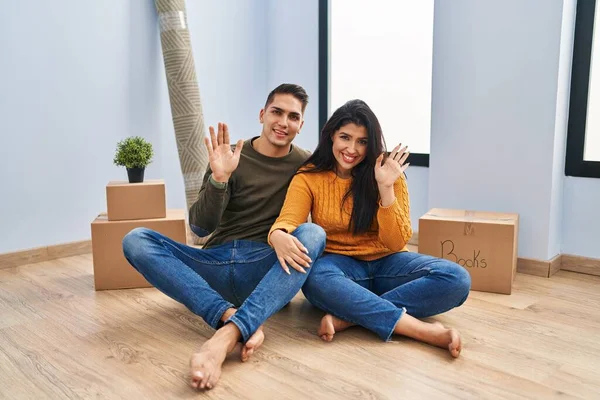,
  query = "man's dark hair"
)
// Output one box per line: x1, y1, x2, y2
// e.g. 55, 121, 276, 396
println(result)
264, 84, 309, 113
